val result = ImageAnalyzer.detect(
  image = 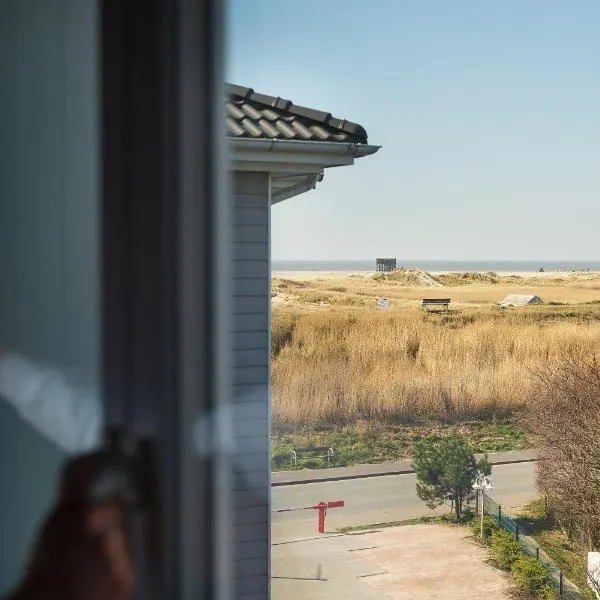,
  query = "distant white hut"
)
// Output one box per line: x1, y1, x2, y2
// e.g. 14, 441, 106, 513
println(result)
376, 297, 390, 309
499, 294, 544, 308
